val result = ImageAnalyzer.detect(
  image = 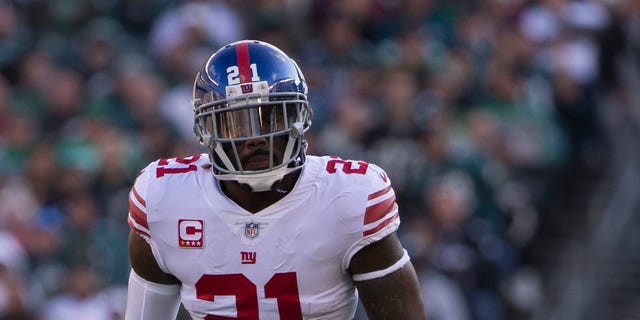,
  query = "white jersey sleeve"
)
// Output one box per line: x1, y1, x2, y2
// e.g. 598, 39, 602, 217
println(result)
127, 155, 209, 274
362, 163, 400, 238
128, 164, 152, 240
339, 160, 401, 272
